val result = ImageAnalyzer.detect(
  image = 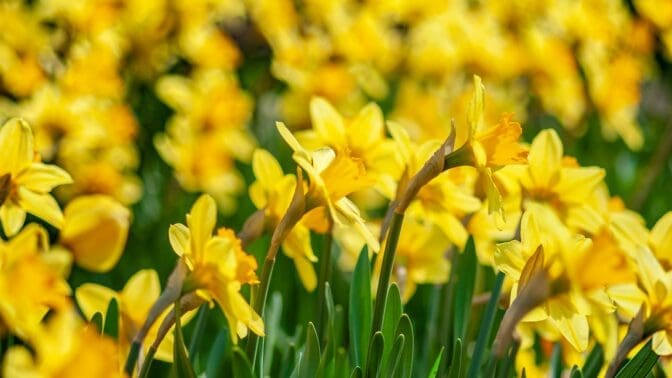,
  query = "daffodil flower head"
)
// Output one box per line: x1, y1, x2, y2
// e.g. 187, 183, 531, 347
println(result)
0, 118, 72, 236
169, 194, 264, 342
276, 122, 380, 253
